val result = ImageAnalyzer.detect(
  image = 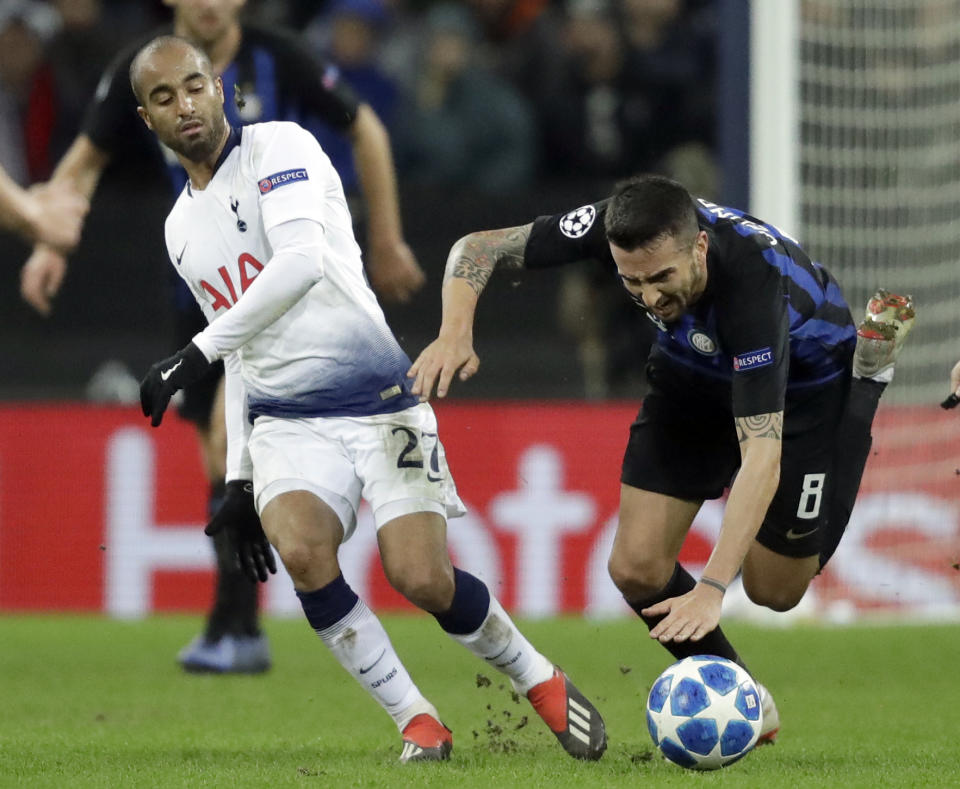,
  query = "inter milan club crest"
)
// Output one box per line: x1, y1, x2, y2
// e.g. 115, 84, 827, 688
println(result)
687, 328, 719, 355
559, 205, 597, 238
